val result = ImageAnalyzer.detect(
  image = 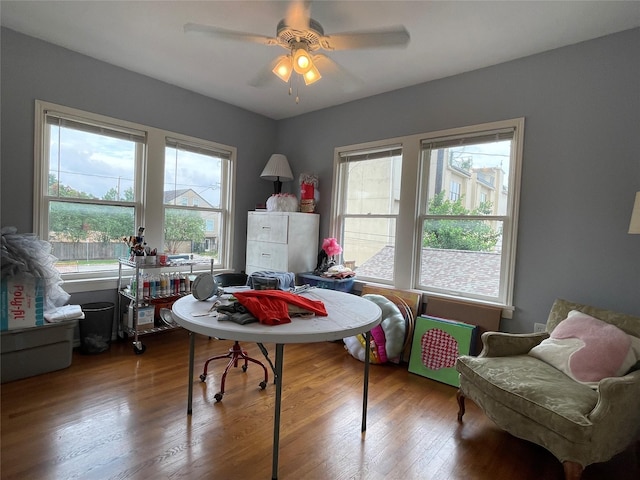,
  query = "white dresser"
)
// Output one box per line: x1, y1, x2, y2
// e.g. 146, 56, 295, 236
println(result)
245, 211, 319, 275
